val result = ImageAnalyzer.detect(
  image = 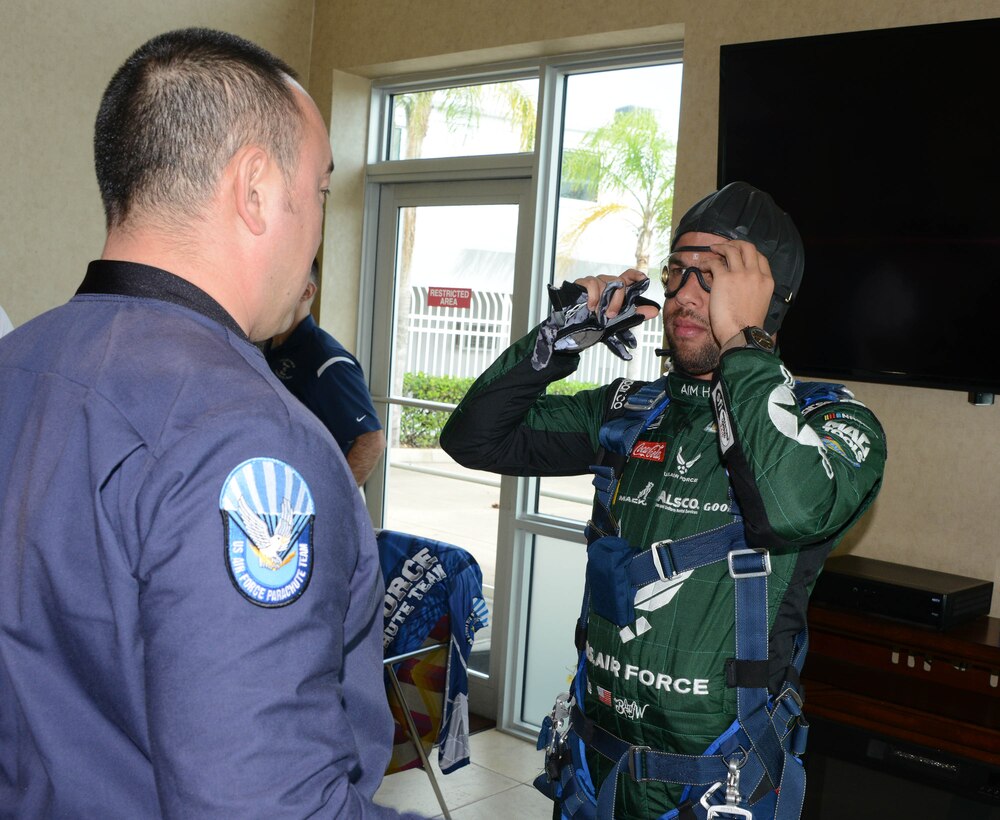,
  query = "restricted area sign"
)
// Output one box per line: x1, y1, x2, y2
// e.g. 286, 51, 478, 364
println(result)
427, 287, 472, 309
